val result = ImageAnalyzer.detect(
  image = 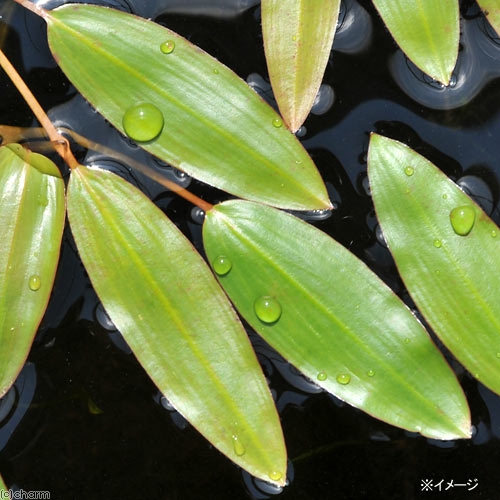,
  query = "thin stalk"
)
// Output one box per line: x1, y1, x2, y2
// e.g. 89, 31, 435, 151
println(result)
0, 49, 79, 169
